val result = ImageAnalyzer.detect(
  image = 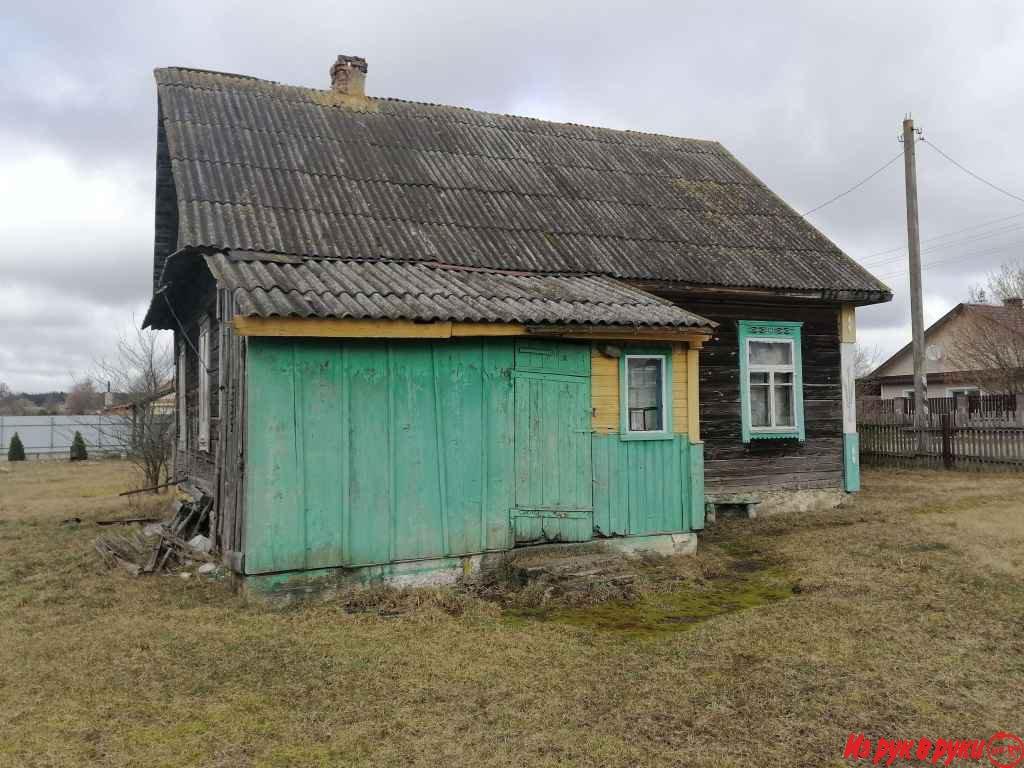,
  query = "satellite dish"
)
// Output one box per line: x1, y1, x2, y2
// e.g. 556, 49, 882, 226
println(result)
925, 344, 944, 362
